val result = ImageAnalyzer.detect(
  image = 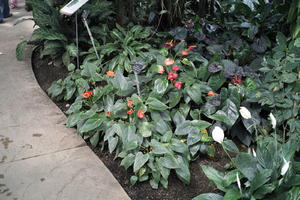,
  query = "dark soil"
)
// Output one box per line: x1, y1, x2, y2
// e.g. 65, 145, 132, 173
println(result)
32, 52, 231, 200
